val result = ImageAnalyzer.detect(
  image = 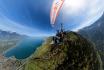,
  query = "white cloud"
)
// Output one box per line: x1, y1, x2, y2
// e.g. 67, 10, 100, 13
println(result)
75, 0, 104, 31
61, 0, 104, 31
0, 14, 47, 37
